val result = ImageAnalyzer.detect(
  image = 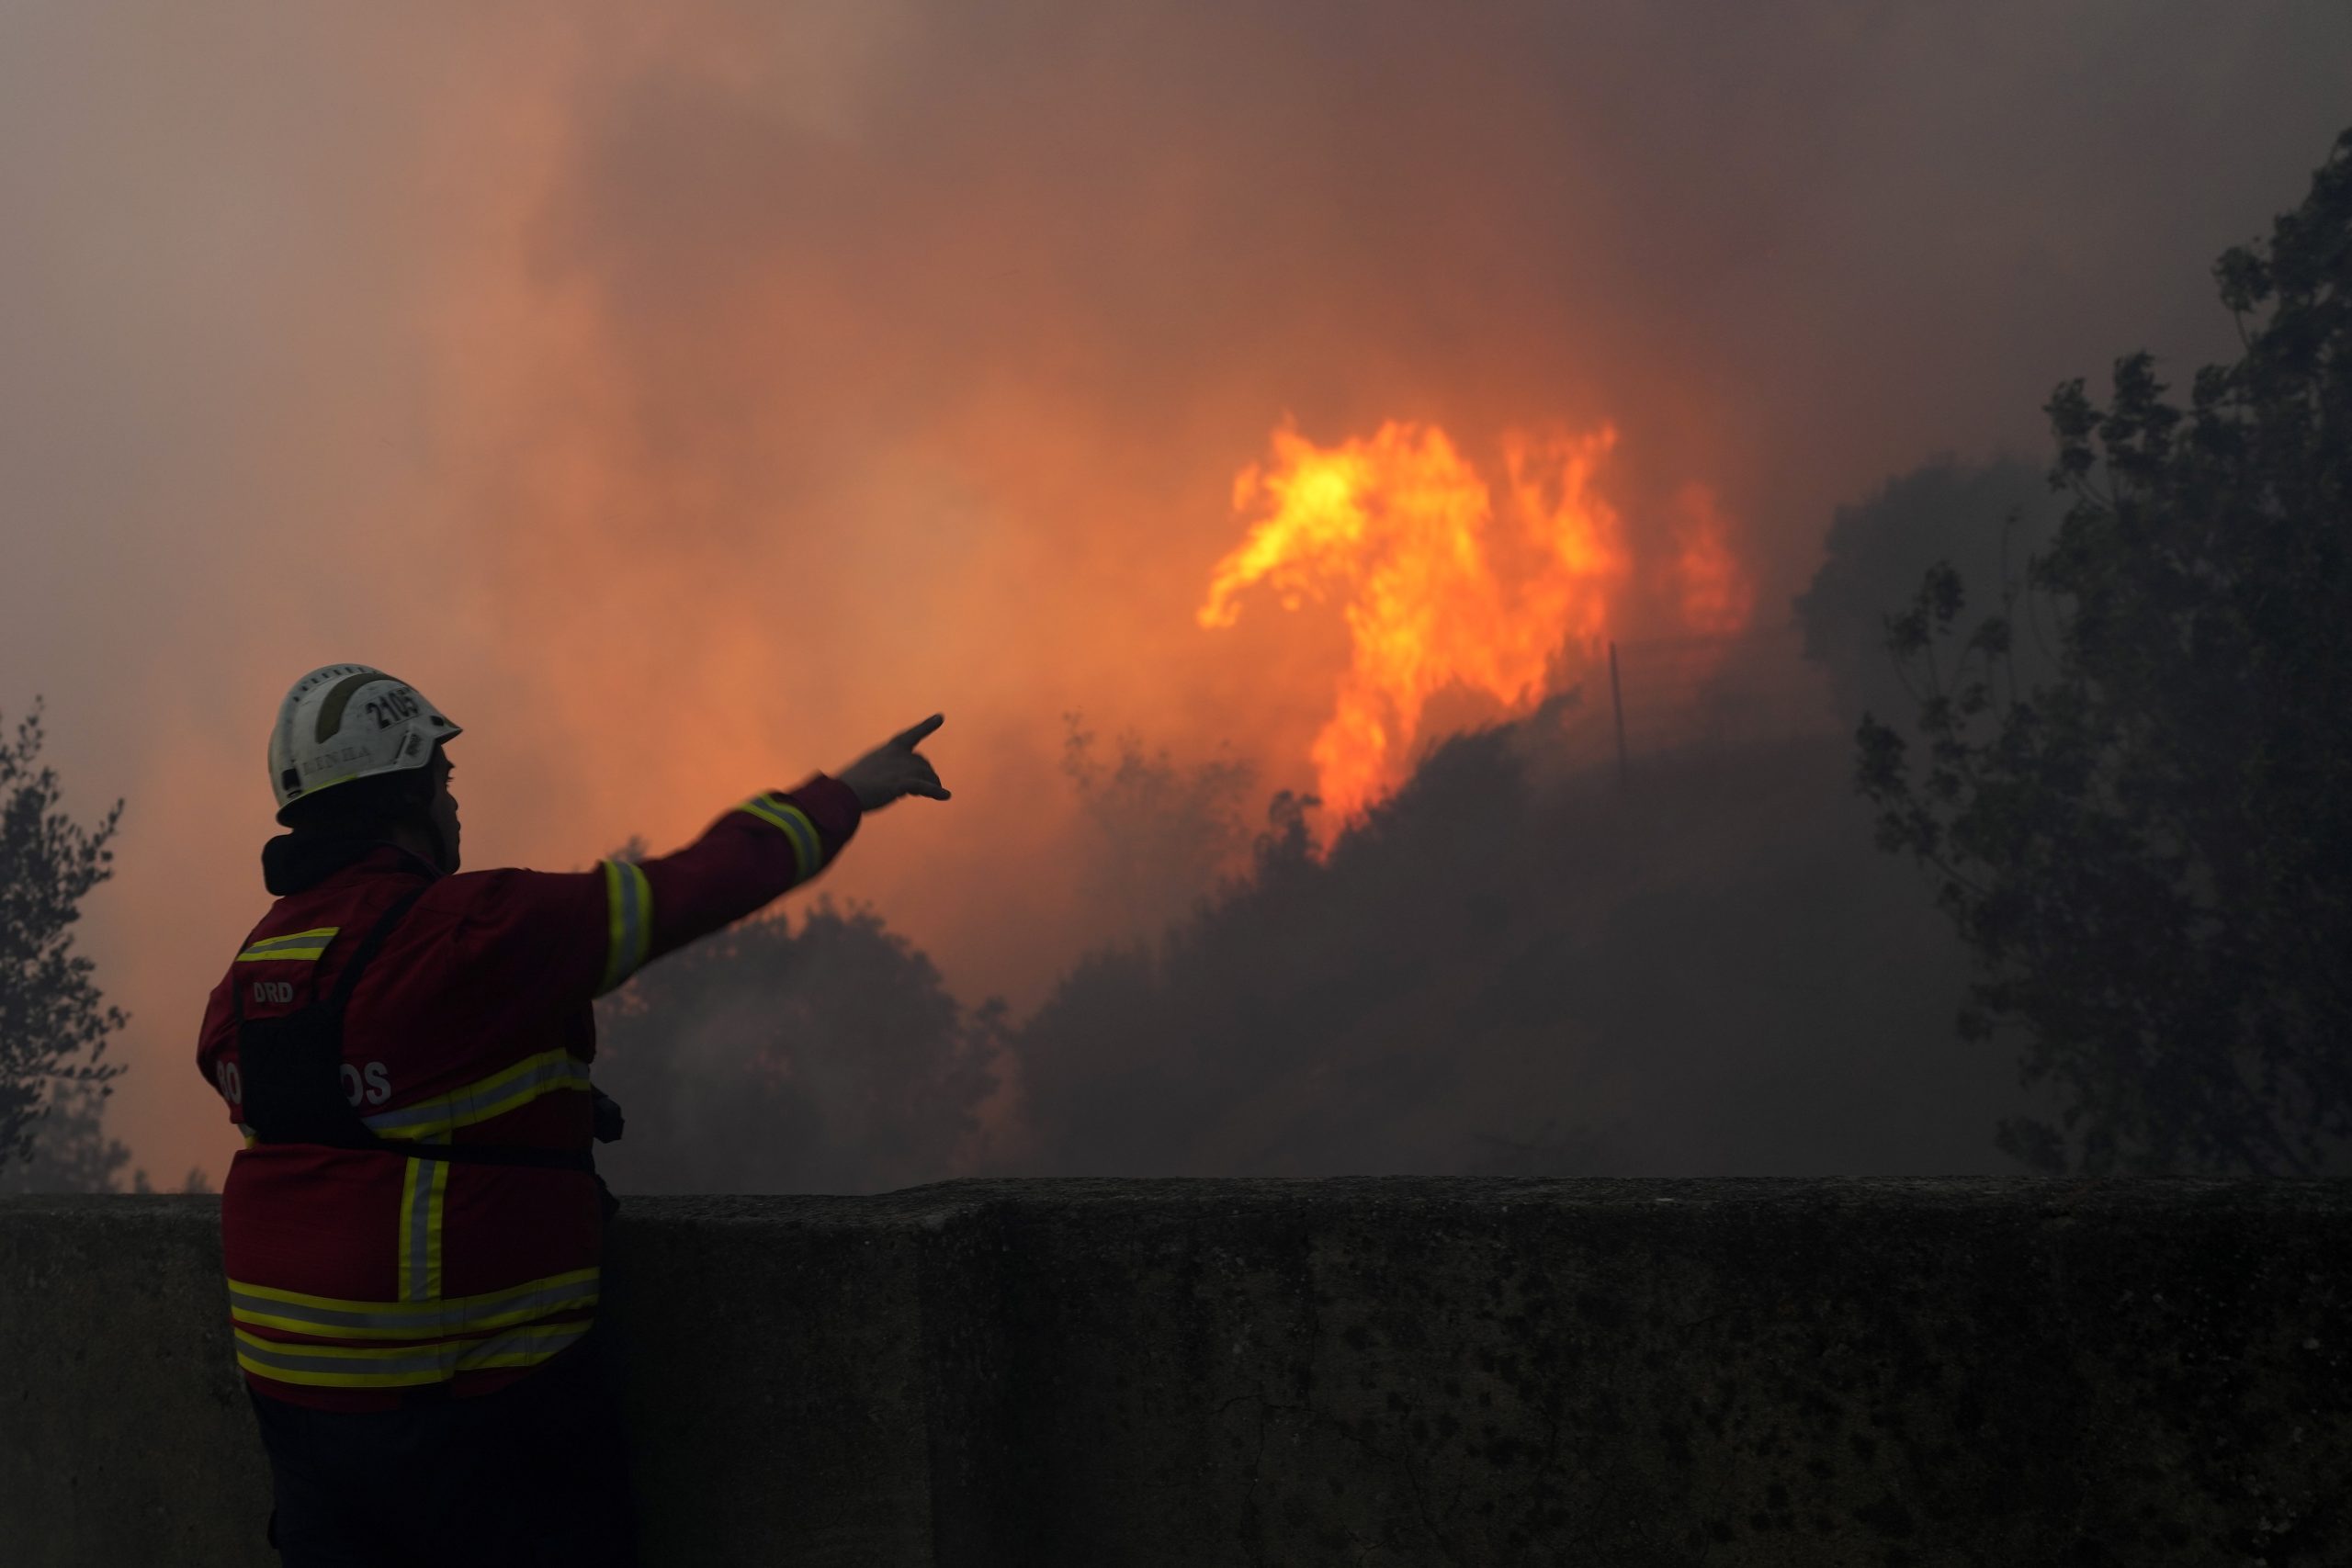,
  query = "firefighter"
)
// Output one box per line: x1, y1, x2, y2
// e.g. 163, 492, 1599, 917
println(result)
196, 663, 948, 1565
